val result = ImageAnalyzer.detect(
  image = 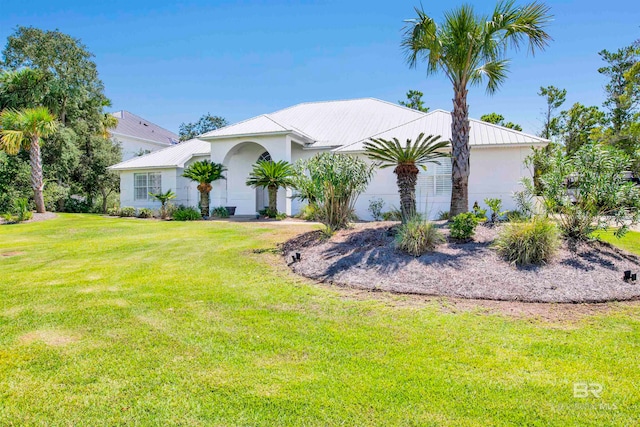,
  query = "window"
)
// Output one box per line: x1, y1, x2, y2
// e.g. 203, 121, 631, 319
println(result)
417, 158, 452, 197
134, 172, 162, 200
257, 151, 272, 162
